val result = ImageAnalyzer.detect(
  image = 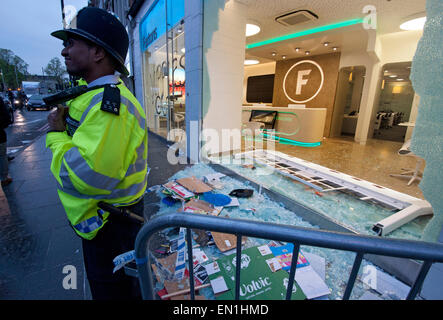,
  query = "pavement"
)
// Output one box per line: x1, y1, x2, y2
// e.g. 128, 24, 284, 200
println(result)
0, 131, 187, 300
